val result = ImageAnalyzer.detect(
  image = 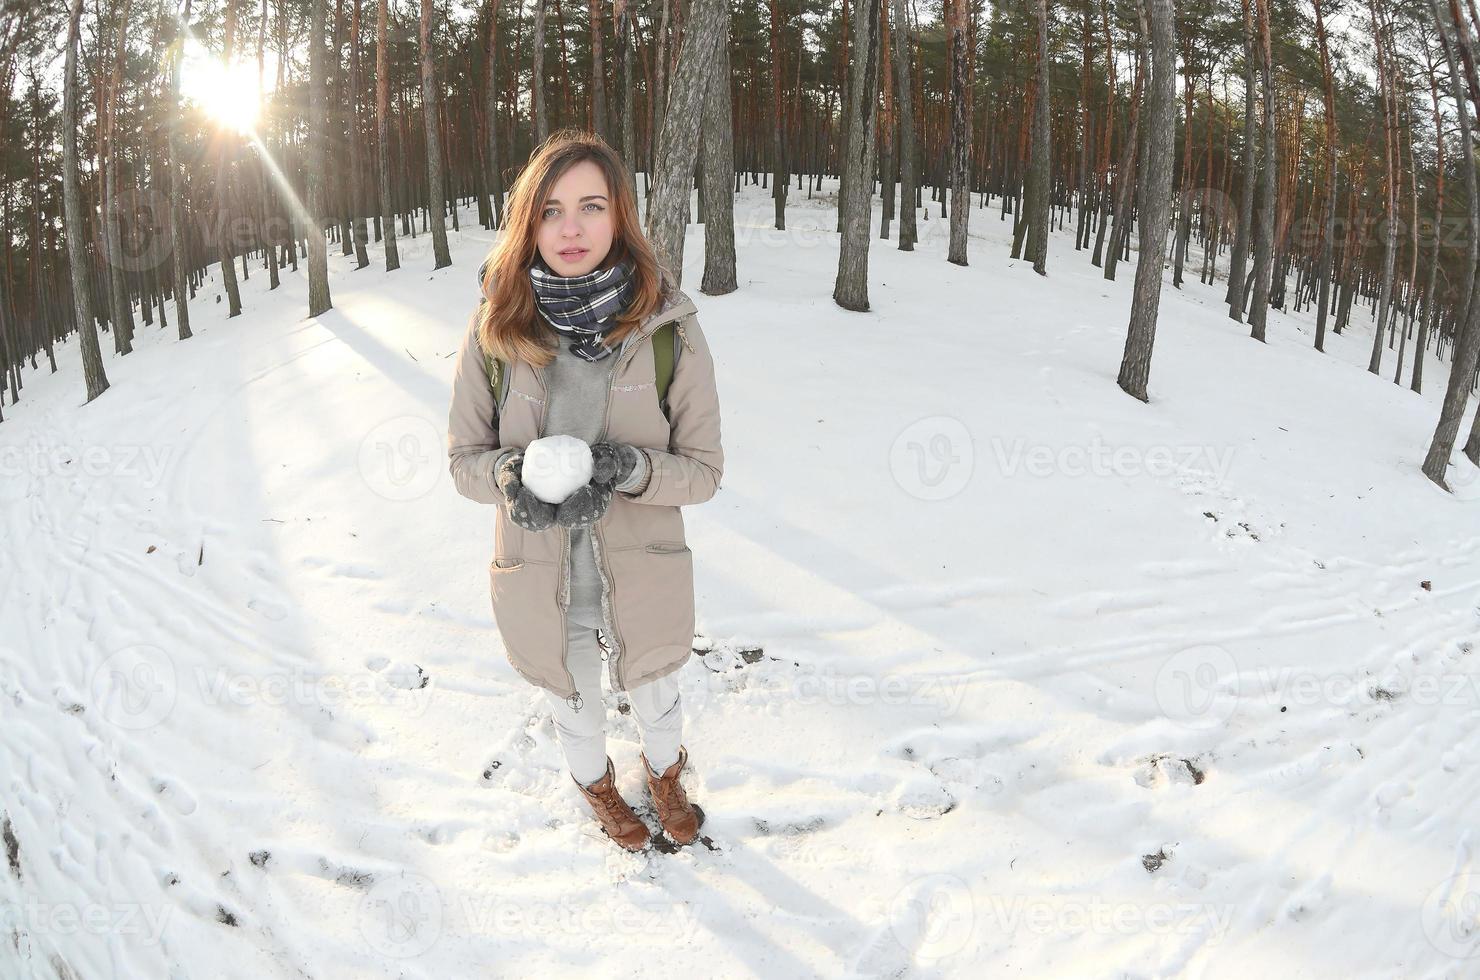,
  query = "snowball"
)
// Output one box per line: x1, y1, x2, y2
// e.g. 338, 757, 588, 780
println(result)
520, 435, 594, 504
